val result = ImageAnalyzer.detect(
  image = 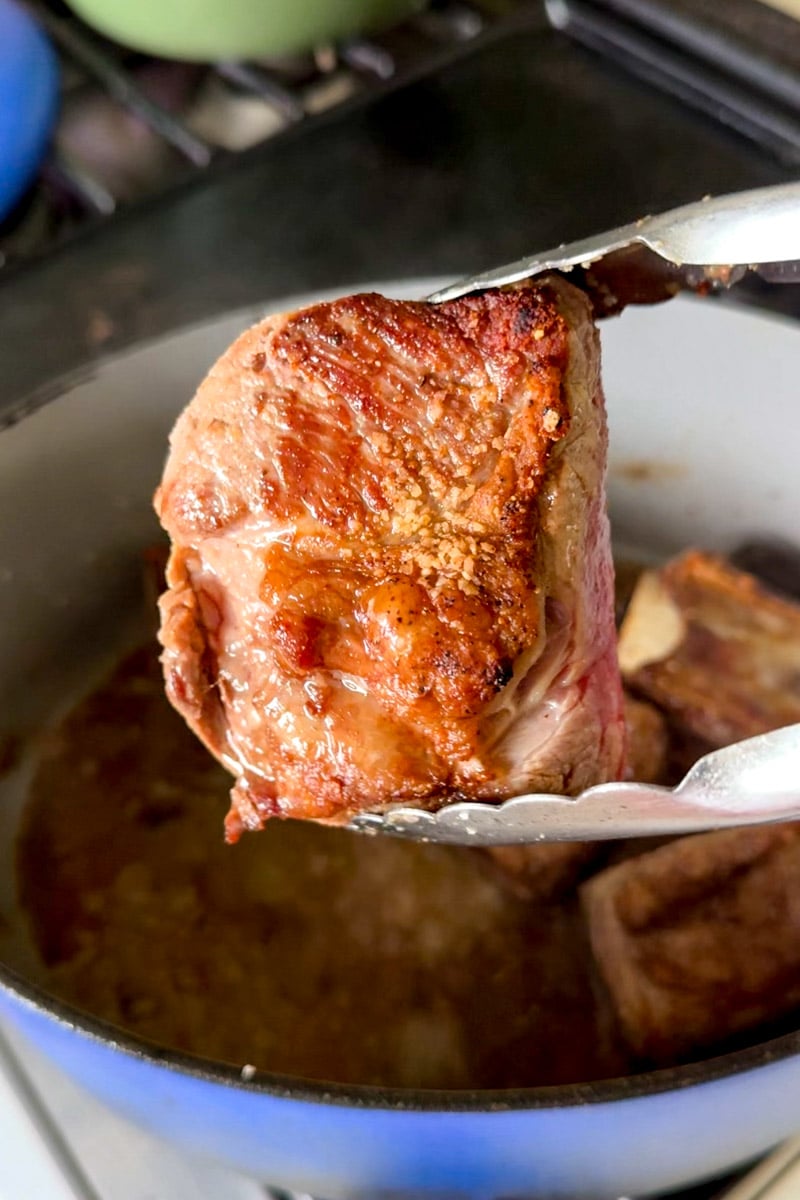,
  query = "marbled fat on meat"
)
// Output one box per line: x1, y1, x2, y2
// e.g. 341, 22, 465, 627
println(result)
155, 279, 625, 835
